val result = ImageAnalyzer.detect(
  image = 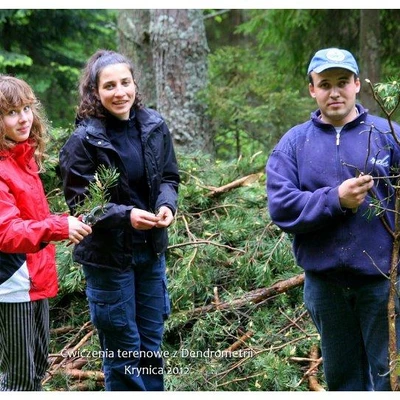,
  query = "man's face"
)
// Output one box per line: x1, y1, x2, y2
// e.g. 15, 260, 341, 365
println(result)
309, 68, 360, 127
